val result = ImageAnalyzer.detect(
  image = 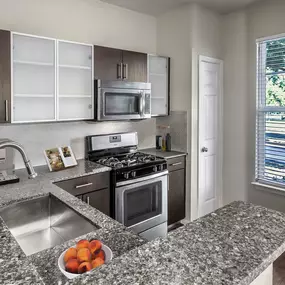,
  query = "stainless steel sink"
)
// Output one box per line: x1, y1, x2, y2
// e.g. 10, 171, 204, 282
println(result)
0, 194, 98, 256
